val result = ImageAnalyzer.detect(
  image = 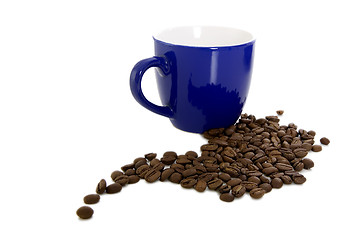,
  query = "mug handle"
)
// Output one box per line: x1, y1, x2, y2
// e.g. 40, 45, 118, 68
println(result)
130, 56, 174, 118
